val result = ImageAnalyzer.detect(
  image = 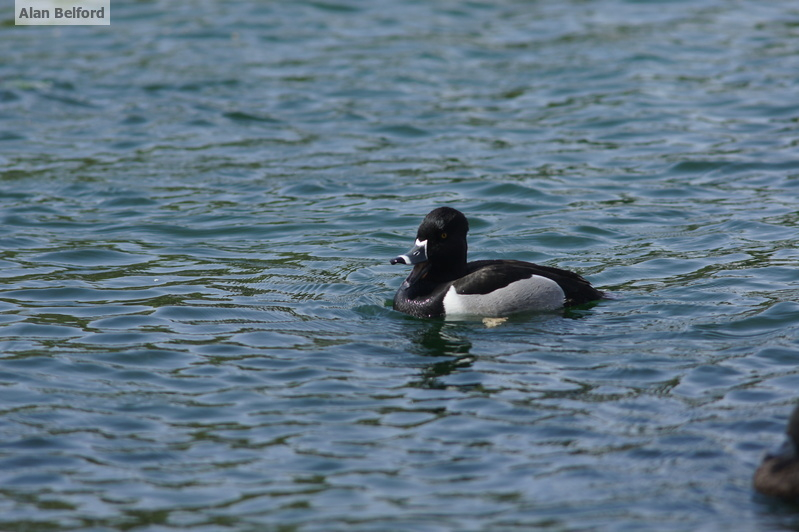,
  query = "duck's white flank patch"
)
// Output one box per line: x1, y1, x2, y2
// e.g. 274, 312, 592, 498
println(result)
443, 275, 565, 317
